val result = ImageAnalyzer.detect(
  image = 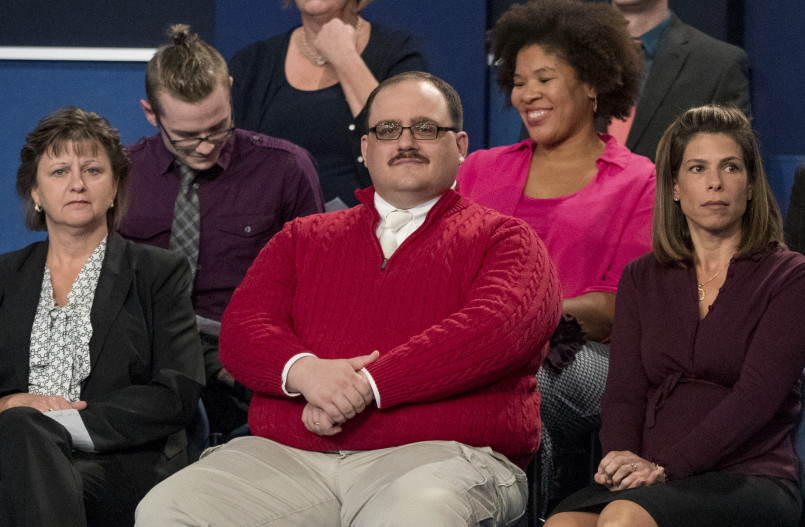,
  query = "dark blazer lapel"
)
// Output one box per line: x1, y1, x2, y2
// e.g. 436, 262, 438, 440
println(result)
1, 241, 48, 391
88, 233, 134, 371
628, 12, 691, 150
